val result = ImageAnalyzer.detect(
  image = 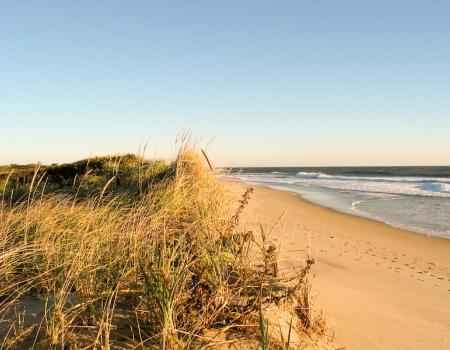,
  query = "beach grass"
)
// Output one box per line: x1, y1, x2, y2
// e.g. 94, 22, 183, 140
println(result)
0, 145, 323, 349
